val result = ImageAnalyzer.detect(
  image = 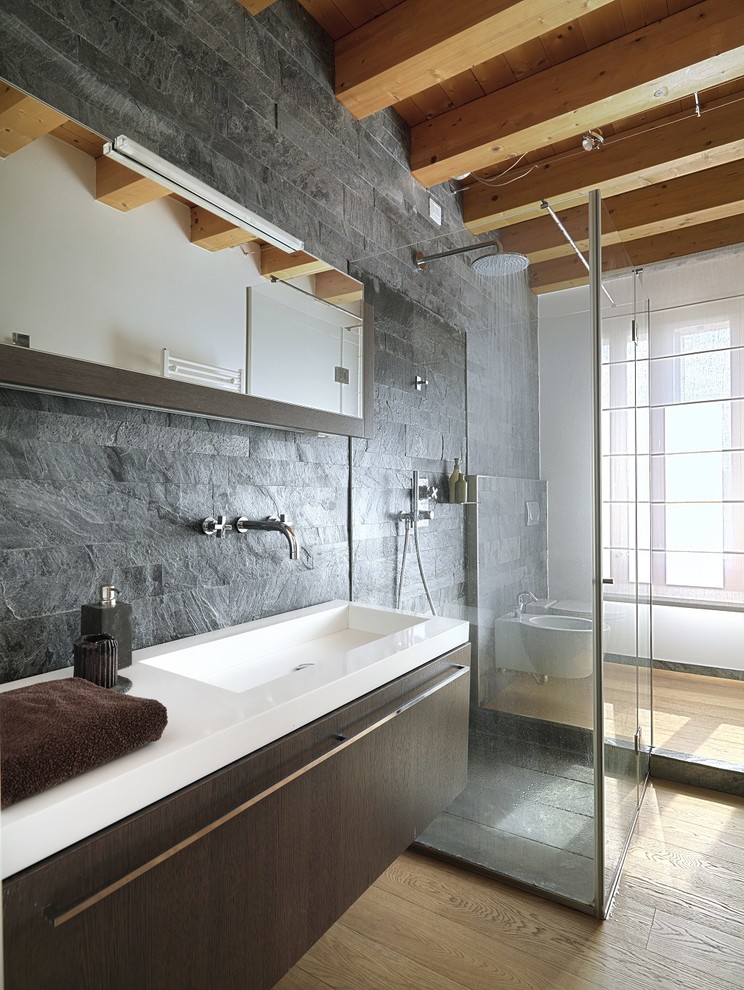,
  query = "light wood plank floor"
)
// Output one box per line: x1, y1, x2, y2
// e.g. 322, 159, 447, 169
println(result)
276, 780, 744, 990
486, 665, 744, 764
